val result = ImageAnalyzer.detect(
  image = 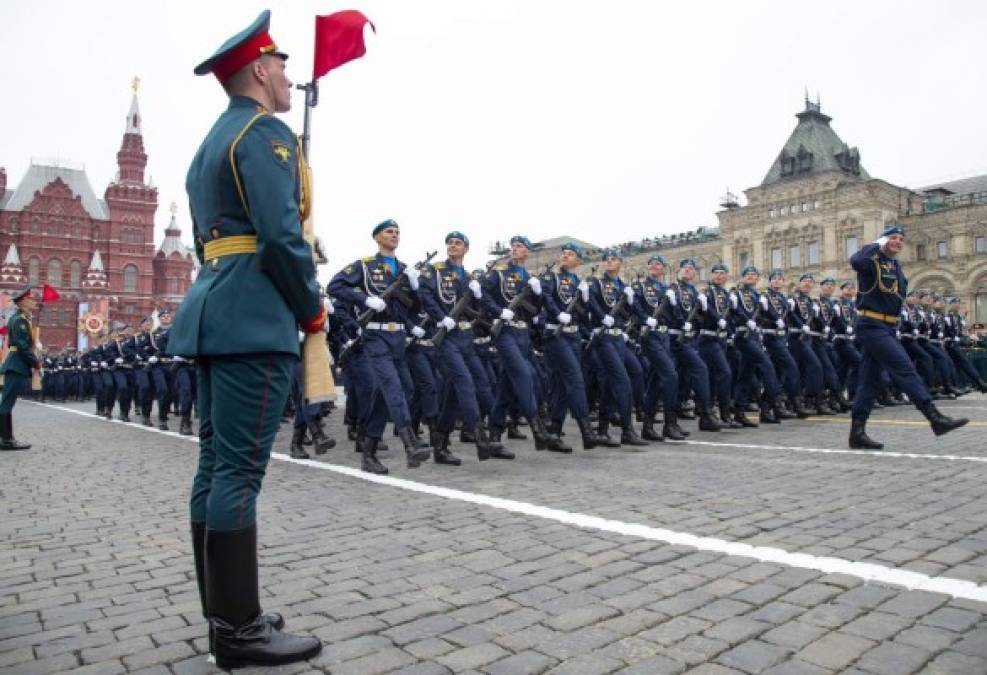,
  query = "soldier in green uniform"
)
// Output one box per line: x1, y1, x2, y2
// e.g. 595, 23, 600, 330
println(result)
0, 286, 38, 450
168, 10, 324, 668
